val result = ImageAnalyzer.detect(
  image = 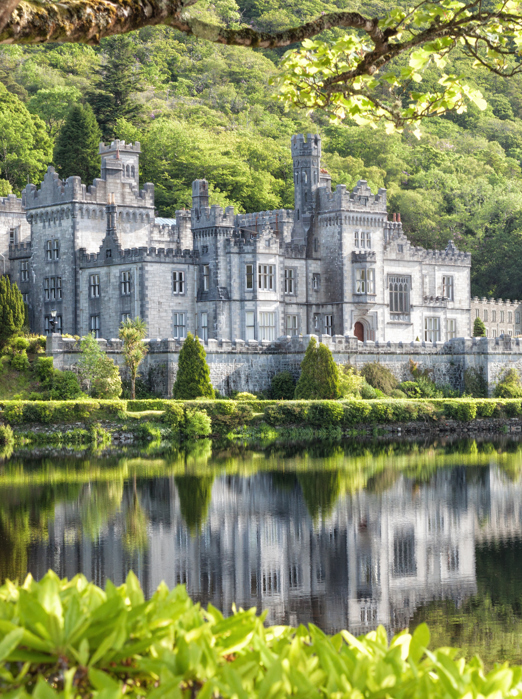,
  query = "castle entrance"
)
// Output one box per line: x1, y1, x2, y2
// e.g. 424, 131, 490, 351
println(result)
354, 322, 364, 342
